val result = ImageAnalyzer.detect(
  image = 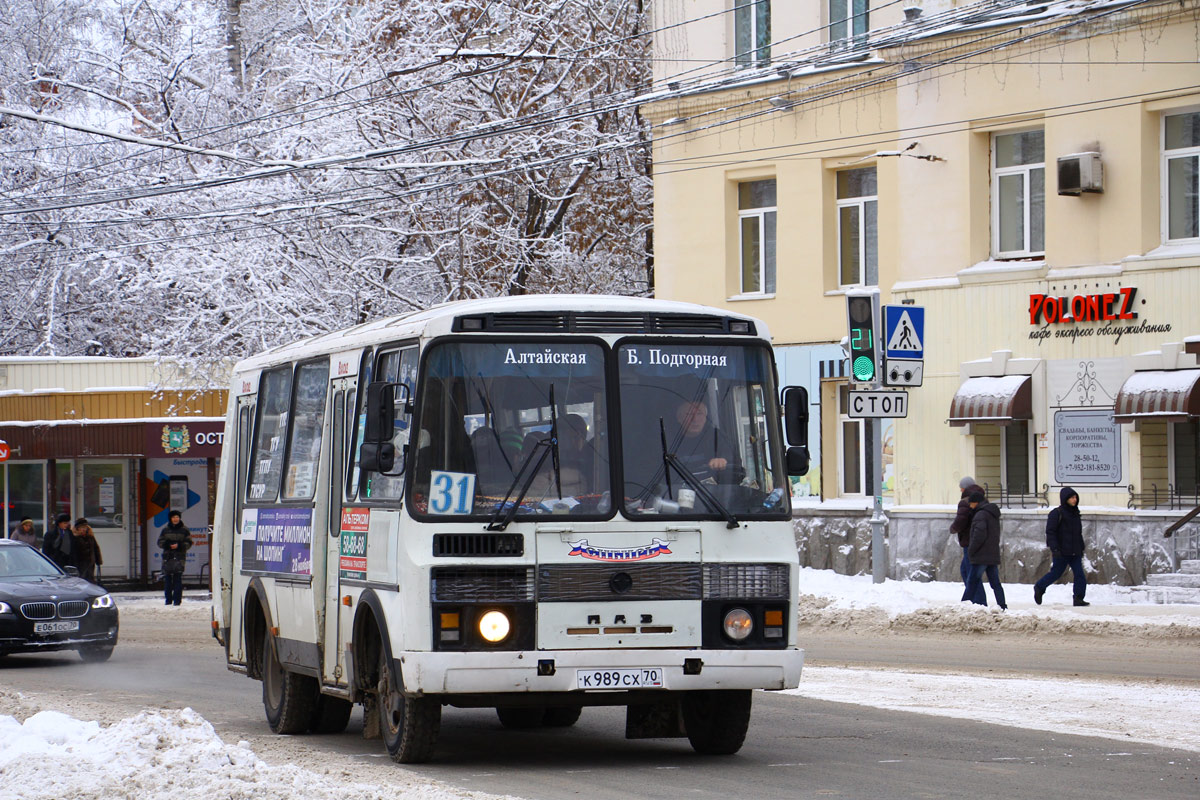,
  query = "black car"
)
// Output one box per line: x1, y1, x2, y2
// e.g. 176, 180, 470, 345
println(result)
0, 540, 119, 662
